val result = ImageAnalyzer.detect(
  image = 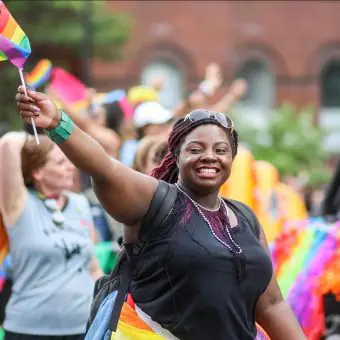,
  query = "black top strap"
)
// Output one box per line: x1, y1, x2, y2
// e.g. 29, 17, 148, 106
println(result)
108, 244, 135, 331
